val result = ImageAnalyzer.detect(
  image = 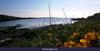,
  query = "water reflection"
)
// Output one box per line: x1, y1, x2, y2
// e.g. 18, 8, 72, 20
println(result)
0, 18, 74, 28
